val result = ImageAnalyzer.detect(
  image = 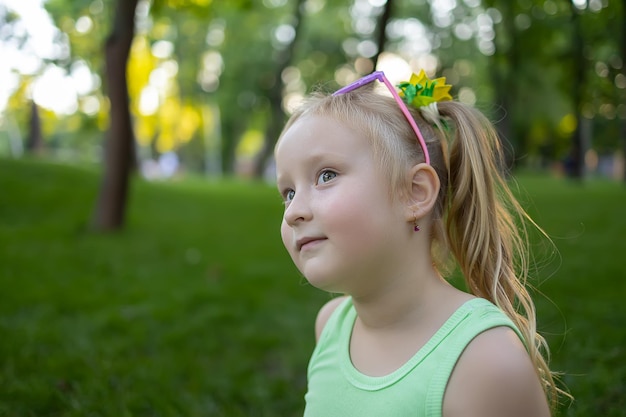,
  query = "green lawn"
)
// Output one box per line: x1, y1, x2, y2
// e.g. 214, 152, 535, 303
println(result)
1, 158, 624, 416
